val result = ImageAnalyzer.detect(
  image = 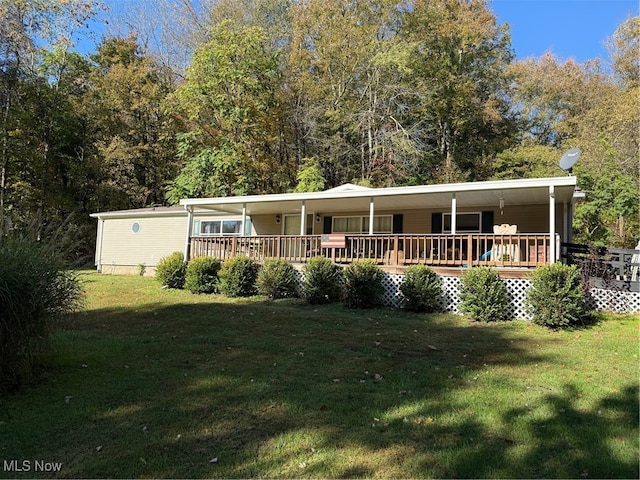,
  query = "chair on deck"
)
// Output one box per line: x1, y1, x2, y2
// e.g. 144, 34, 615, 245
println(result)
384, 249, 404, 265
492, 224, 519, 261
